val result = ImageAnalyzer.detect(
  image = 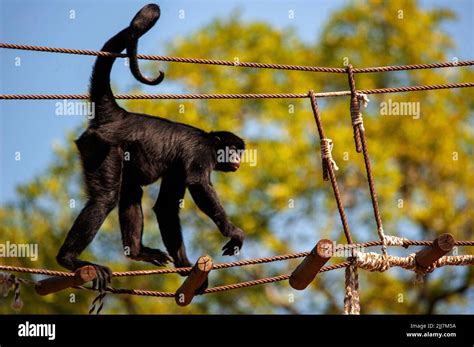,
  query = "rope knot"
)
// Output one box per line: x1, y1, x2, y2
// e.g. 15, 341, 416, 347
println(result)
358, 93, 370, 108
383, 235, 410, 248
346, 63, 369, 153
354, 251, 390, 272
350, 93, 369, 130
320, 138, 339, 181
0, 272, 23, 310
